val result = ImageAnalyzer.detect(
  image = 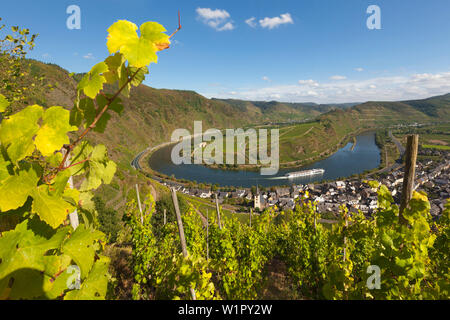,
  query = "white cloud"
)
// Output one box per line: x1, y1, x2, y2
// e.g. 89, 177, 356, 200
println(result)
196, 8, 234, 31
42, 53, 51, 59
204, 71, 450, 104
216, 22, 234, 31
259, 13, 293, 29
245, 17, 257, 28
83, 53, 94, 59
196, 8, 230, 20
270, 93, 281, 99
330, 75, 347, 80
262, 76, 271, 82
355, 67, 364, 72
298, 79, 319, 87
